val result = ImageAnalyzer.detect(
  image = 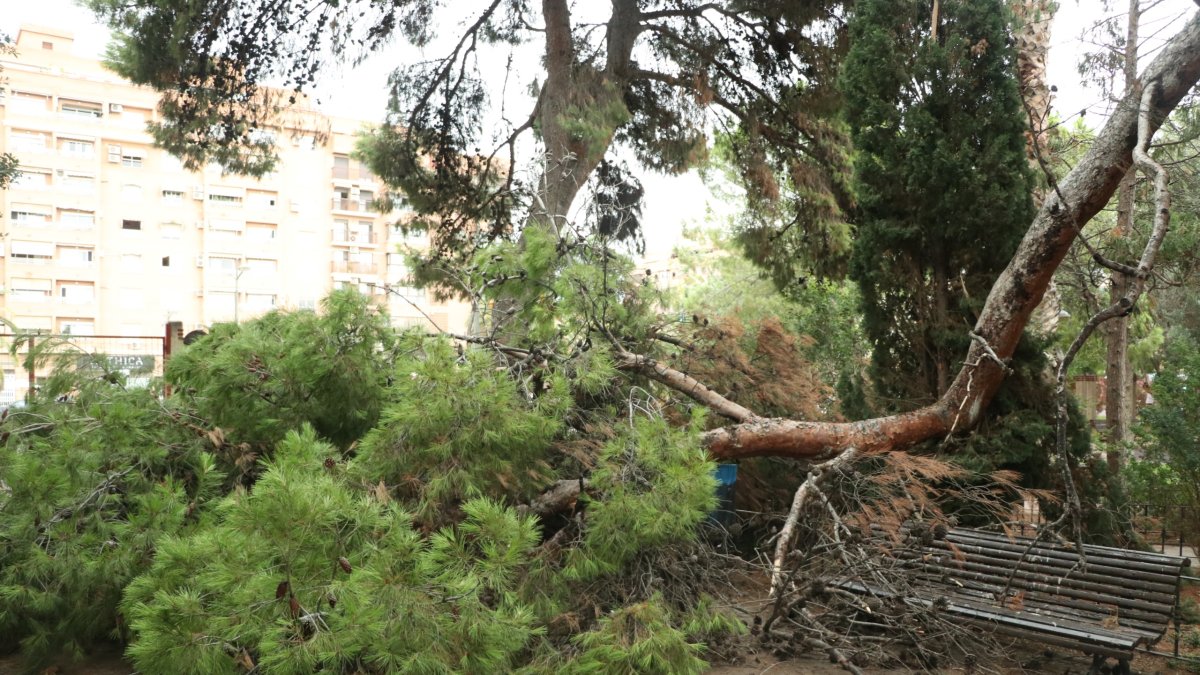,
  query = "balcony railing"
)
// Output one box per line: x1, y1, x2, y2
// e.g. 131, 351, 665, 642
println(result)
331, 260, 377, 275
331, 229, 378, 245
332, 166, 377, 182
332, 198, 378, 213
